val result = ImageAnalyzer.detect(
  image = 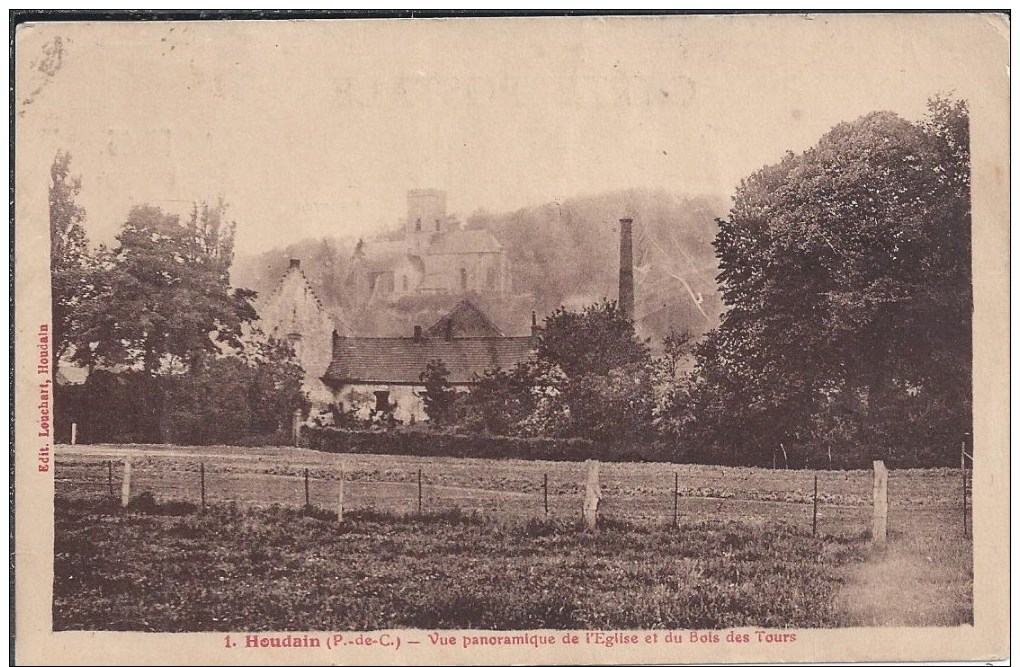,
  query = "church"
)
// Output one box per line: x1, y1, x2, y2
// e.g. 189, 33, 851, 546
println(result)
256, 194, 637, 424
345, 188, 511, 302
257, 189, 526, 417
